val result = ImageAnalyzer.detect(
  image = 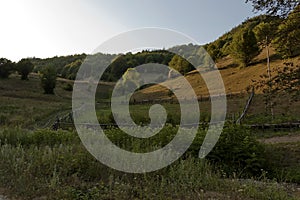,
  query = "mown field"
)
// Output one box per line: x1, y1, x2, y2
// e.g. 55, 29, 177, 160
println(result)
0, 74, 300, 199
